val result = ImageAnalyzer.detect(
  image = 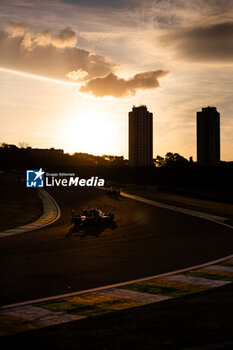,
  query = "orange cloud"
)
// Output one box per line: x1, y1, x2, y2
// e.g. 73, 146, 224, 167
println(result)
79, 70, 169, 98
66, 69, 89, 81
21, 26, 77, 50
7, 21, 28, 38
0, 23, 114, 81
